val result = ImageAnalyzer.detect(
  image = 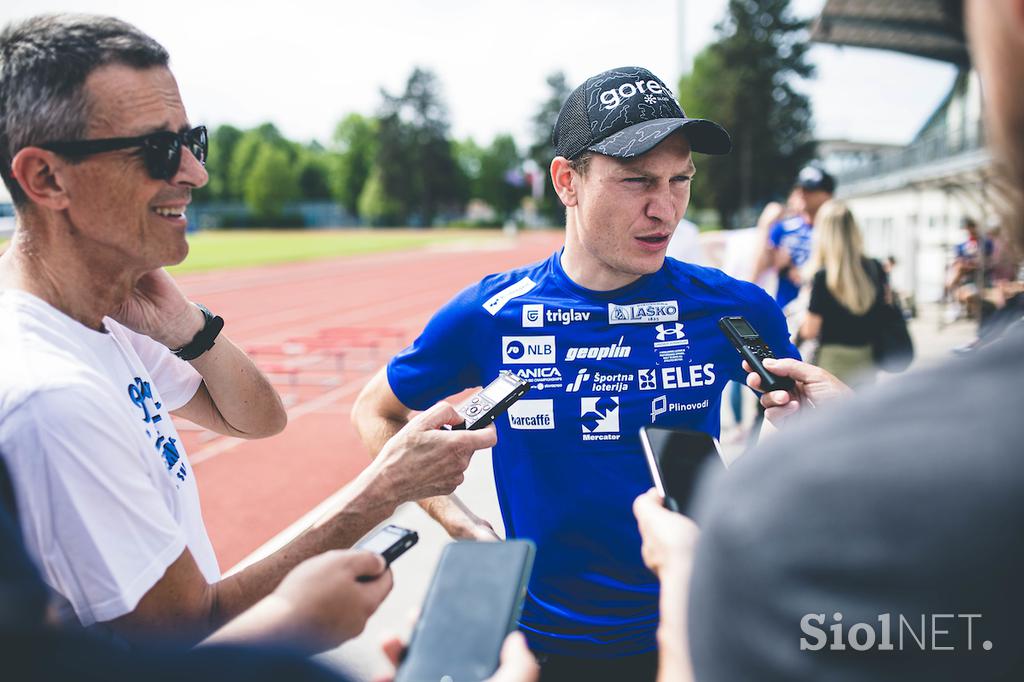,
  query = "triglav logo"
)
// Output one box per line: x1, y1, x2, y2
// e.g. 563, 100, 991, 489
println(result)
522, 303, 544, 328
800, 612, 991, 653
581, 396, 620, 441
502, 336, 556, 364
608, 301, 678, 325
